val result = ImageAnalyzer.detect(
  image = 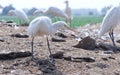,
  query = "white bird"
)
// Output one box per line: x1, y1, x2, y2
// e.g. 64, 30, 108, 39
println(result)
64, 0, 72, 24
33, 9, 44, 16
27, 16, 76, 61
33, 7, 68, 22
0, 5, 3, 8
99, 5, 120, 52
8, 9, 29, 24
